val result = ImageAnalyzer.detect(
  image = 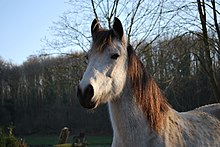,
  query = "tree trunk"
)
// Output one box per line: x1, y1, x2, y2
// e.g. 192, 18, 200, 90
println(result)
197, 0, 220, 101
